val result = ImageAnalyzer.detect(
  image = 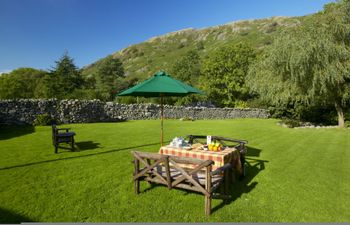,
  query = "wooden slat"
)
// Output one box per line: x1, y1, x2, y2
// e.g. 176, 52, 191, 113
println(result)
144, 176, 168, 186
145, 173, 225, 196
169, 183, 206, 193
133, 152, 168, 184
143, 177, 205, 194
187, 134, 248, 145
170, 155, 213, 165
159, 166, 223, 186
169, 158, 210, 197
210, 163, 232, 176
131, 151, 164, 160
171, 160, 214, 188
